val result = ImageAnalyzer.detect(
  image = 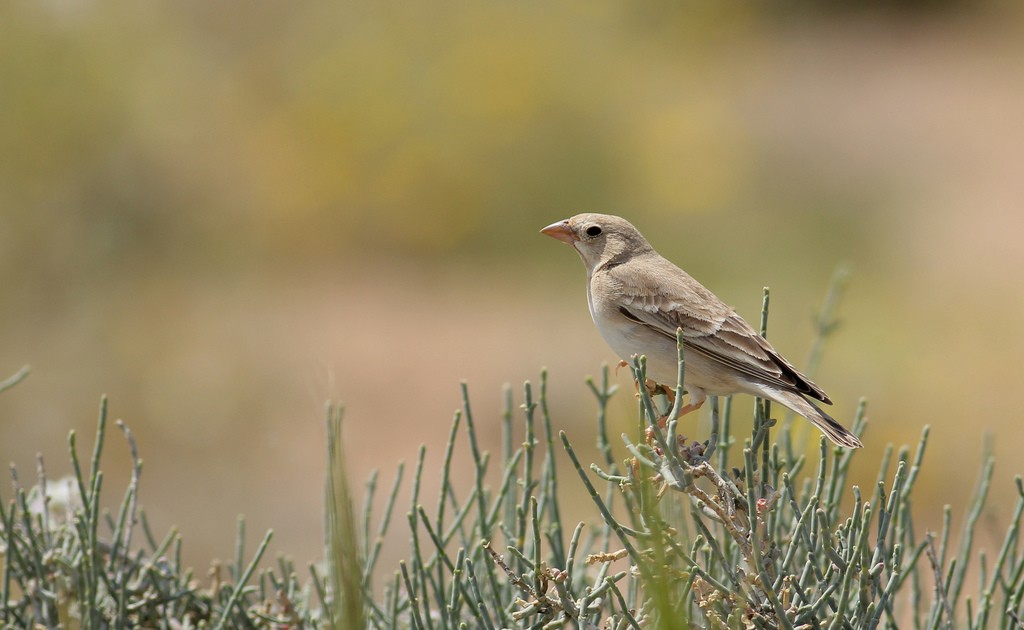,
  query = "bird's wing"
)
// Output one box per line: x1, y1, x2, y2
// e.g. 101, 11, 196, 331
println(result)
612, 261, 832, 404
